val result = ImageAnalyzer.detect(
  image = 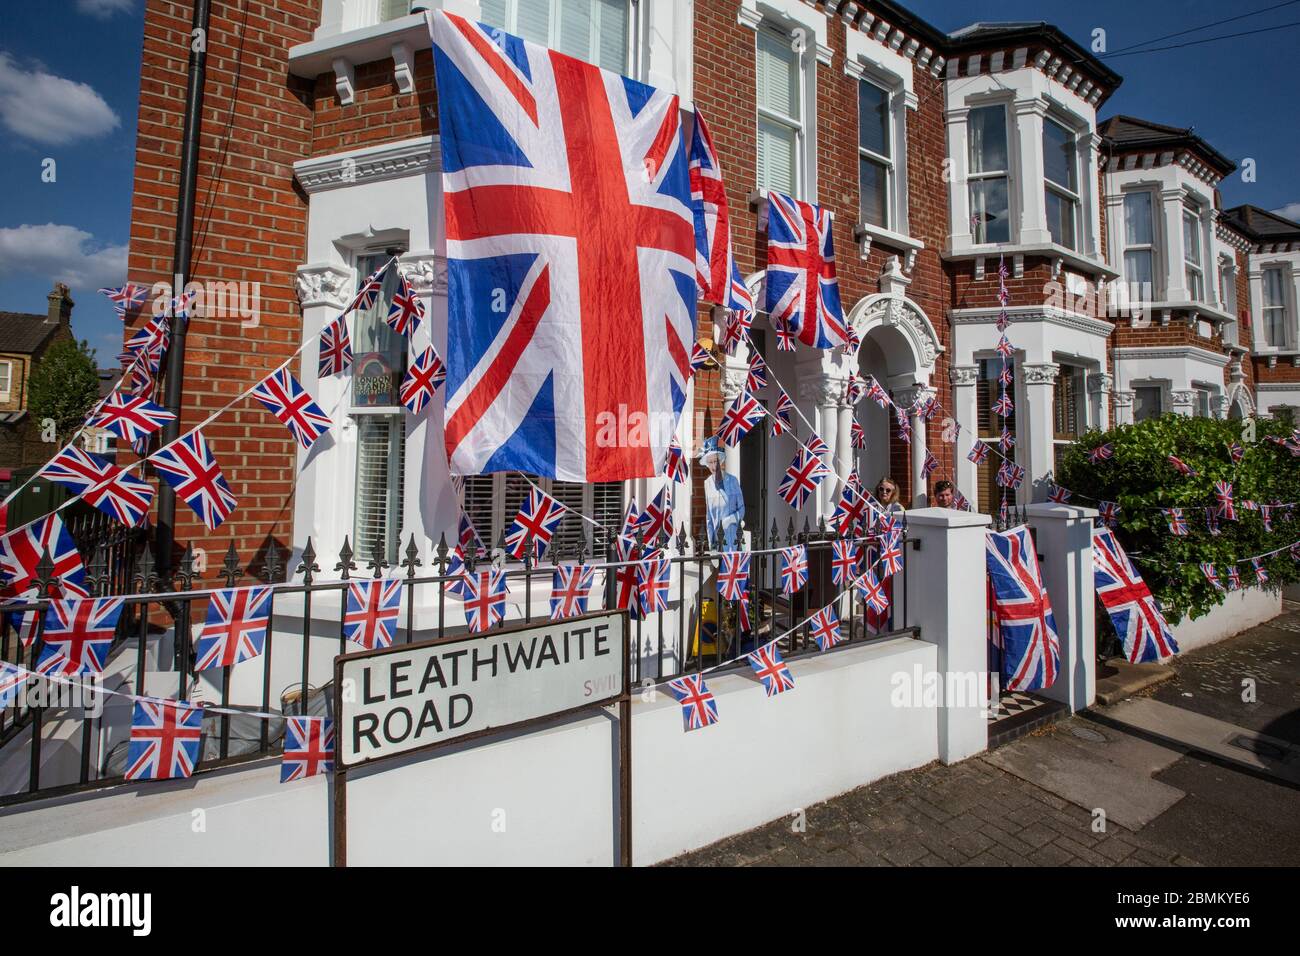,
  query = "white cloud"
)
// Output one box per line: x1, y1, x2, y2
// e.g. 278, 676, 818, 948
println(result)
0, 223, 128, 291
1271, 203, 1300, 224
0, 52, 120, 145
76, 0, 135, 17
